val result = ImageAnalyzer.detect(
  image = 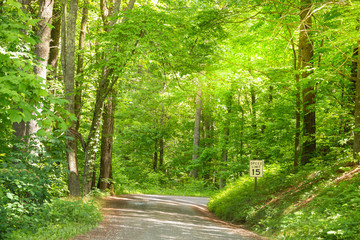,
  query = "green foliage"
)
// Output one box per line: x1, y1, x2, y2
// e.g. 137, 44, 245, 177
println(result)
208, 161, 360, 239
7, 198, 102, 240
0, 132, 69, 238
